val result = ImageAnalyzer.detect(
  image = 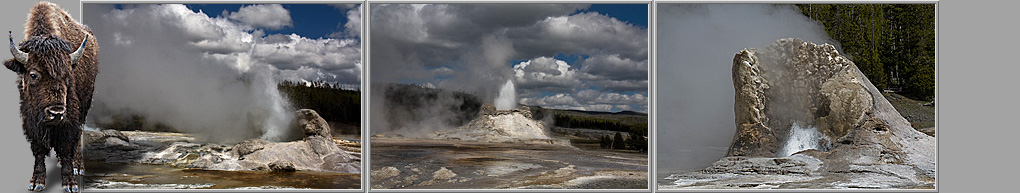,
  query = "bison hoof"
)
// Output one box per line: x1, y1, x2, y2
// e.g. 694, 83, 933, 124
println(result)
73, 168, 84, 176
29, 183, 44, 191
63, 185, 79, 193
